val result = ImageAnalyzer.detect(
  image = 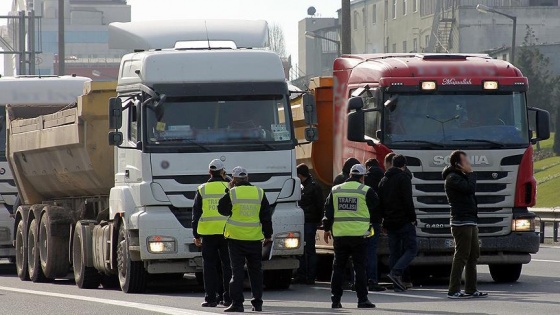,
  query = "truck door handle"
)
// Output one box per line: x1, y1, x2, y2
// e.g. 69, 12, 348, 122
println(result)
125, 170, 130, 178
